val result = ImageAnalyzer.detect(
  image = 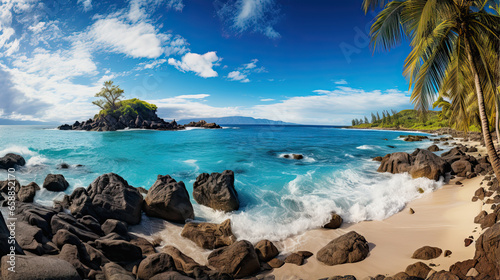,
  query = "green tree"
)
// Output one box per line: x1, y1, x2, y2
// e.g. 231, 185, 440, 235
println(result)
376, 112, 381, 121
364, 116, 369, 124
369, 0, 500, 178
352, 119, 356, 126
92, 81, 124, 111
371, 112, 377, 123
